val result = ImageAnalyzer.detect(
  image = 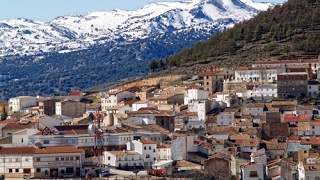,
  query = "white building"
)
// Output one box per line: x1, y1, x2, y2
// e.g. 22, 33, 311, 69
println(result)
217, 112, 235, 126
307, 121, 320, 136
131, 100, 153, 111
308, 81, 320, 96
240, 162, 265, 180
103, 150, 143, 169
250, 148, 267, 165
212, 92, 238, 108
252, 84, 277, 98
11, 129, 39, 147
8, 96, 42, 112
245, 103, 265, 116
105, 105, 131, 115
184, 85, 209, 105
0, 146, 84, 178
127, 139, 157, 169
188, 99, 216, 122
252, 59, 320, 73
29, 128, 133, 150
171, 135, 196, 160
101, 90, 136, 110
157, 144, 171, 162
235, 67, 285, 82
